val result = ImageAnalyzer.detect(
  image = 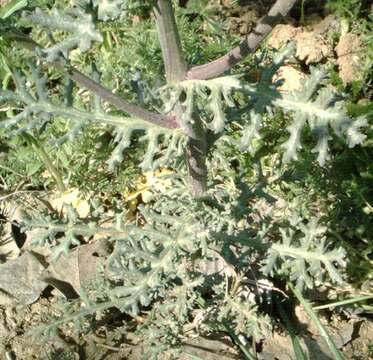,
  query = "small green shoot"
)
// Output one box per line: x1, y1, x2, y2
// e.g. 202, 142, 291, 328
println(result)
278, 302, 308, 360
288, 283, 345, 360
0, 0, 28, 20
313, 294, 373, 310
